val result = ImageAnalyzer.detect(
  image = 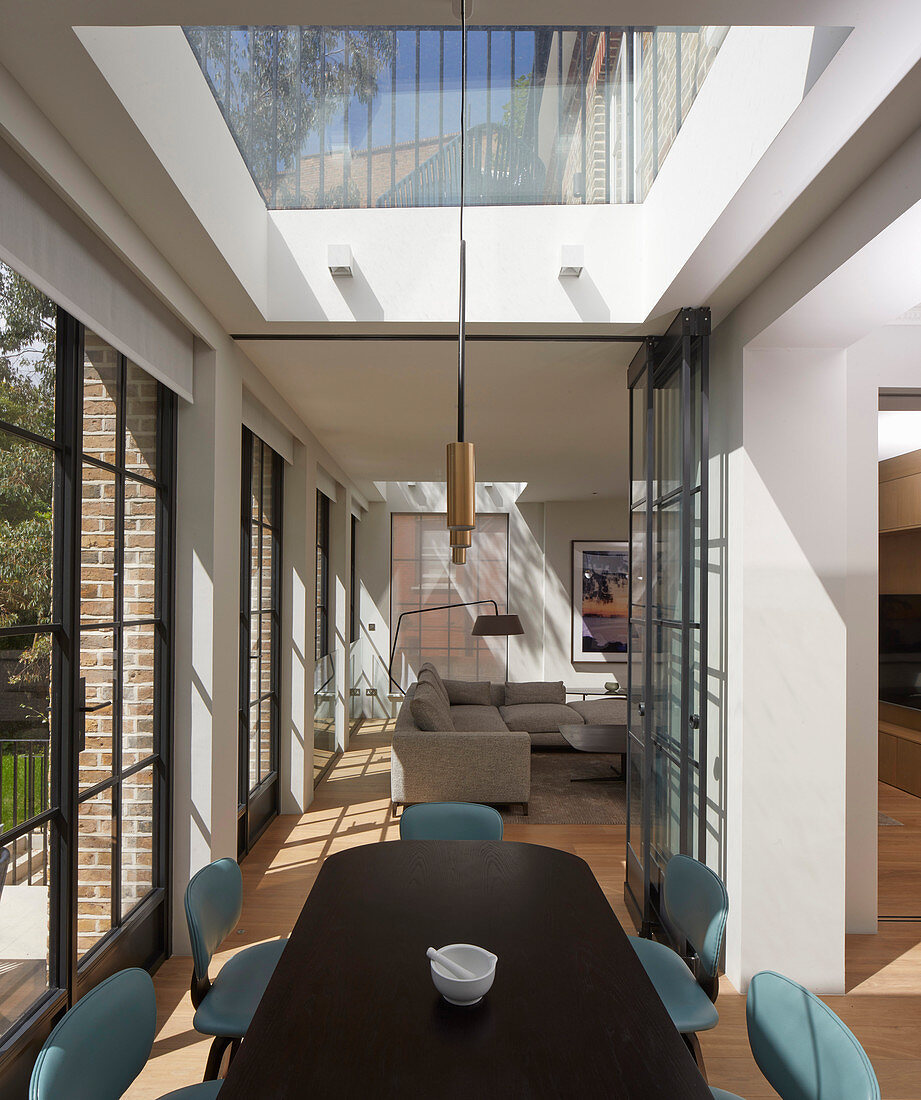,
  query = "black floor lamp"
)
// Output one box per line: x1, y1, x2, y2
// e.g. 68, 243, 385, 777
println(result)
387, 600, 524, 694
